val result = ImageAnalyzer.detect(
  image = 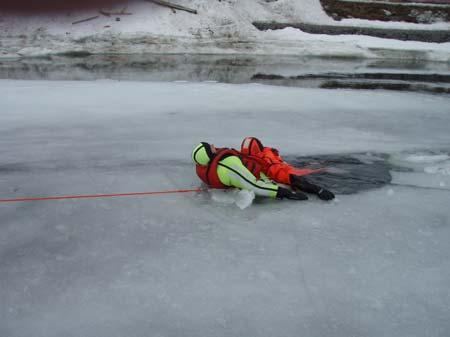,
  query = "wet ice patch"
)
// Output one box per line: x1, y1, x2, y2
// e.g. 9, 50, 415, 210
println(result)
389, 151, 450, 176
391, 171, 450, 190
389, 151, 450, 189
210, 189, 255, 209
424, 166, 450, 176
389, 152, 450, 168
421, 156, 450, 177
403, 154, 449, 164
